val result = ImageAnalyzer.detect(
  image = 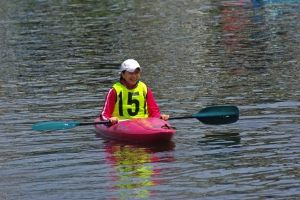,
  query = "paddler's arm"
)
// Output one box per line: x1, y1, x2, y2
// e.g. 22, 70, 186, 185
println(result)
109, 117, 119, 125
100, 88, 119, 124
160, 114, 170, 121
146, 88, 169, 121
